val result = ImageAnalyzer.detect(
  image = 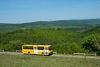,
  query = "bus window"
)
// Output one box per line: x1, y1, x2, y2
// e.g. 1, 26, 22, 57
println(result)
23, 46, 33, 49
38, 47, 44, 50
